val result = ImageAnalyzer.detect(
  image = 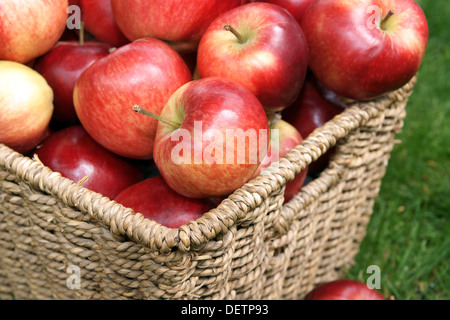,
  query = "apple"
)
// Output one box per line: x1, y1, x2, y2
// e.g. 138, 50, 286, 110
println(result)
135, 76, 269, 199
0, 61, 53, 154
249, 0, 315, 24
115, 176, 215, 229
305, 279, 386, 300
80, 0, 130, 47
34, 126, 144, 199
0, 0, 68, 63
34, 40, 113, 126
69, 0, 81, 6
256, 119, 308, 203
73, 37, 192, 160
197, 2, 309, 112
282, 73, 344, 173
301, 0, 428, 100
110, 0, 243, 51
